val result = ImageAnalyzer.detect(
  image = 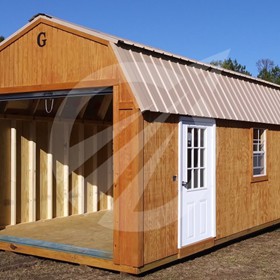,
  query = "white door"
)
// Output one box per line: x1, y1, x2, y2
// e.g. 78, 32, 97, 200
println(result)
178, 117, 216, 248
